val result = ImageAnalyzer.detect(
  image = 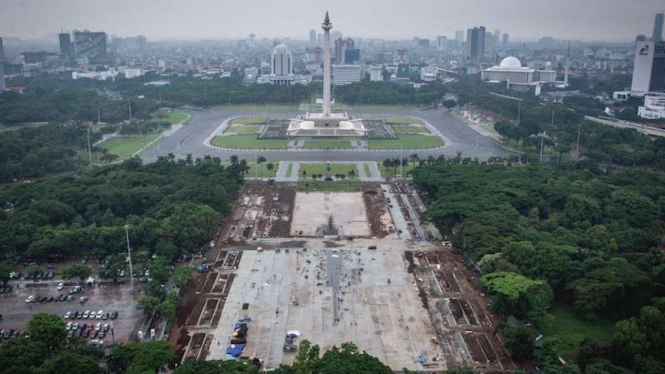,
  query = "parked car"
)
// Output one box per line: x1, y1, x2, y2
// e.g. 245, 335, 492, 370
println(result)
95, 322, 101, 331
25, 295, 35, 303
102, 313, 109, 320
102, 323, 109, 332
79, 296, 88, 304
90, 330, 98, 339
110, 311, 118, 319
56, 282, 64, 291
66, 322, 72, 330
82, 310, 90, 319
95, 310, 103, 319
75, 311, 82, 319
64, 311, 71, 319
66, 295, 74, 302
